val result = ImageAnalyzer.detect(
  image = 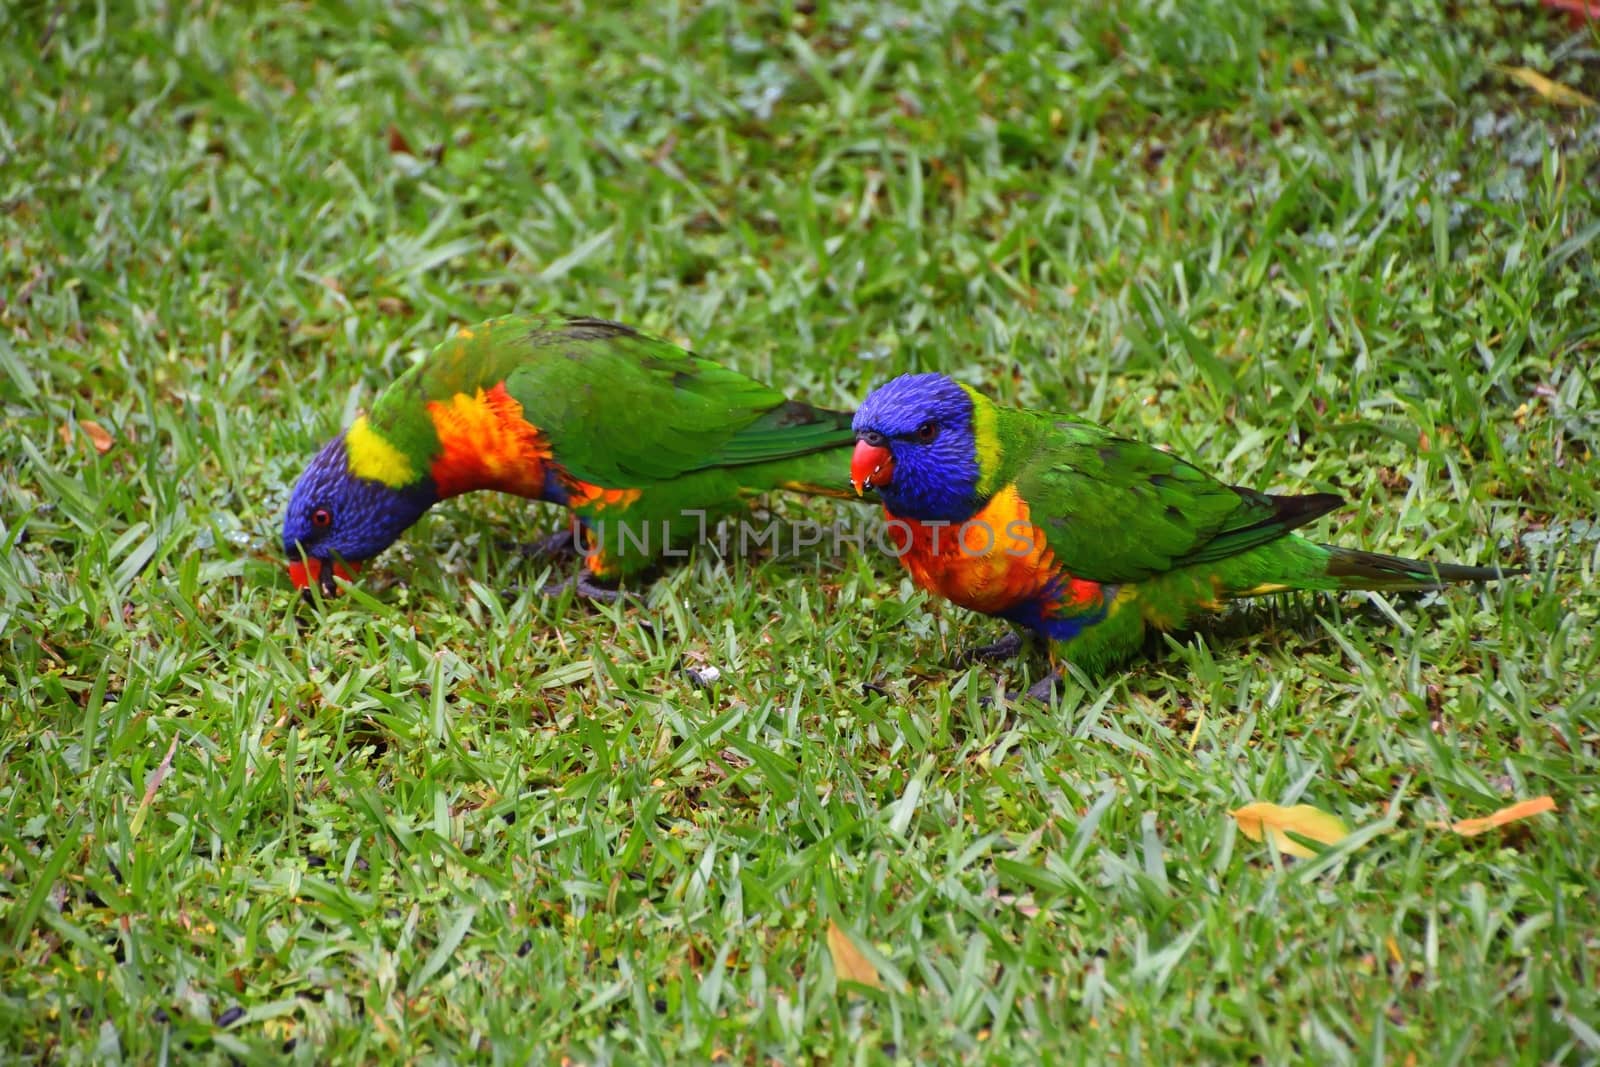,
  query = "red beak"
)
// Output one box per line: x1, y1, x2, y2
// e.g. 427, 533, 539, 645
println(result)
851, 439, 893, 496
287, 557, 360, 592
